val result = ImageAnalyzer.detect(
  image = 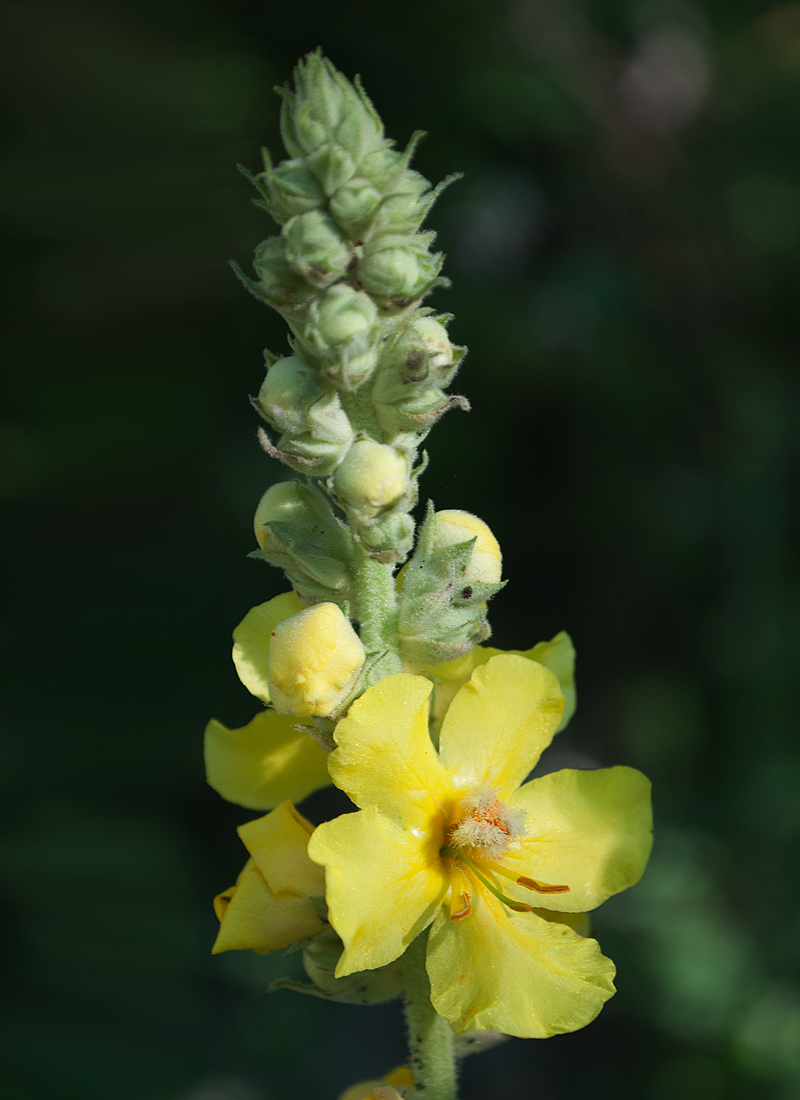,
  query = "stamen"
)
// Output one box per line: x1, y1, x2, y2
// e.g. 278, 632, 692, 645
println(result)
463, 859, 533, 914
488, 863, 570, 894
448, 862, 472, 922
